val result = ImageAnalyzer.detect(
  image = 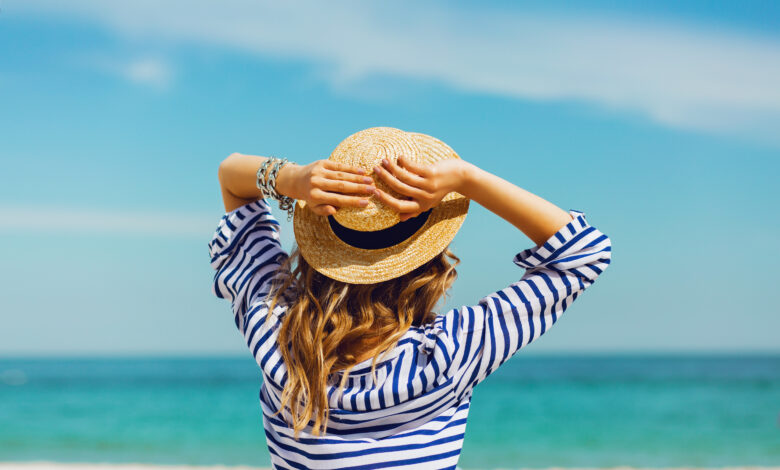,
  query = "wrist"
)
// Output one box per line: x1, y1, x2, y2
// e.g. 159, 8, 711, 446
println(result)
275, 162, 301, 199
454, 159, 478, 197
